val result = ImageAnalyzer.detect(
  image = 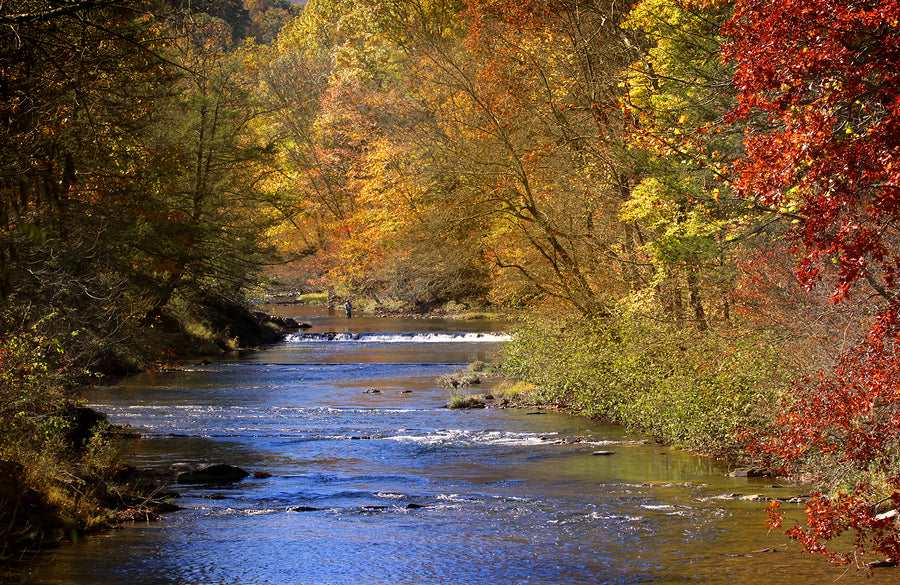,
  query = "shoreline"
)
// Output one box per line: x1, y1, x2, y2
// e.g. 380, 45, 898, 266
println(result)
1, 305, 304, 583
